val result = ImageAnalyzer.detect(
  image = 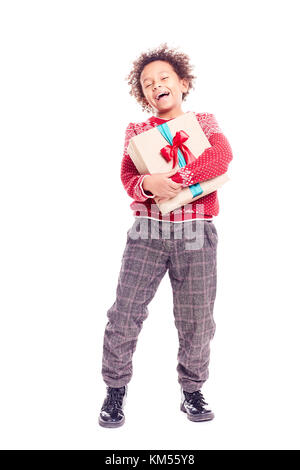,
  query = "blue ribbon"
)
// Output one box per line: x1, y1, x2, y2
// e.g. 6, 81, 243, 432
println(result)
157, 122, 203, 198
